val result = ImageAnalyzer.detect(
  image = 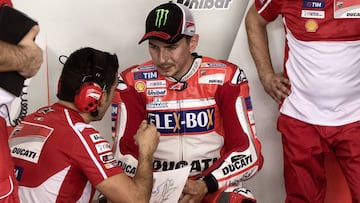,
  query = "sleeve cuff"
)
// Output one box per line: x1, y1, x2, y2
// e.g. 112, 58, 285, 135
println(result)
200, 174, 218, 194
